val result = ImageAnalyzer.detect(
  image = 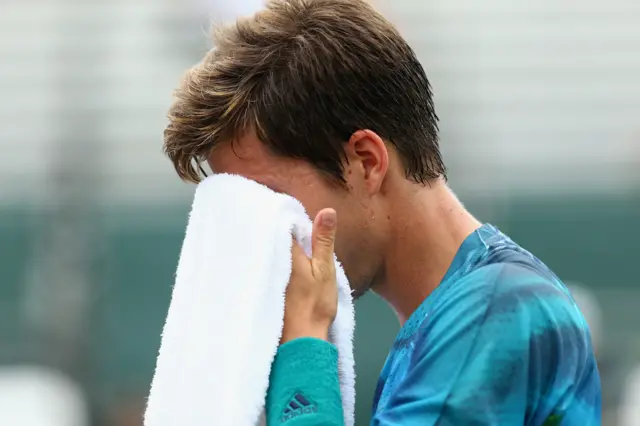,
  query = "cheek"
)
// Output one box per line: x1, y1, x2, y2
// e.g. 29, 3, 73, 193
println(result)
334, 221, 353, 260
333, 204, 367, 260
296, 196, 325, 221
285, 182, 338, 220
333, 221, 369, 290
